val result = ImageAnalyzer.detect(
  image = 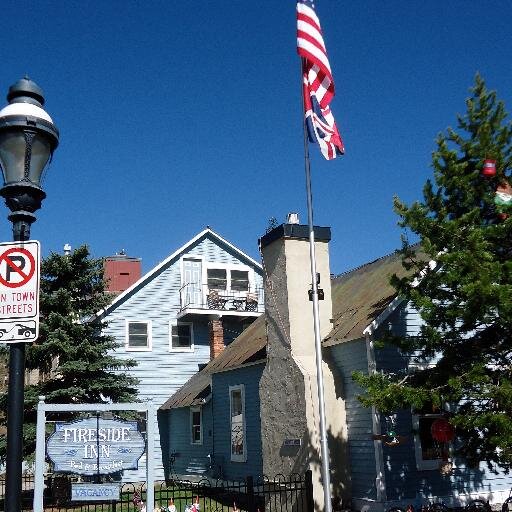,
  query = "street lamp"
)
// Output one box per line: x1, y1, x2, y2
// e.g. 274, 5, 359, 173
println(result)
0, 77, 59, 512
0, 77, 59, 239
